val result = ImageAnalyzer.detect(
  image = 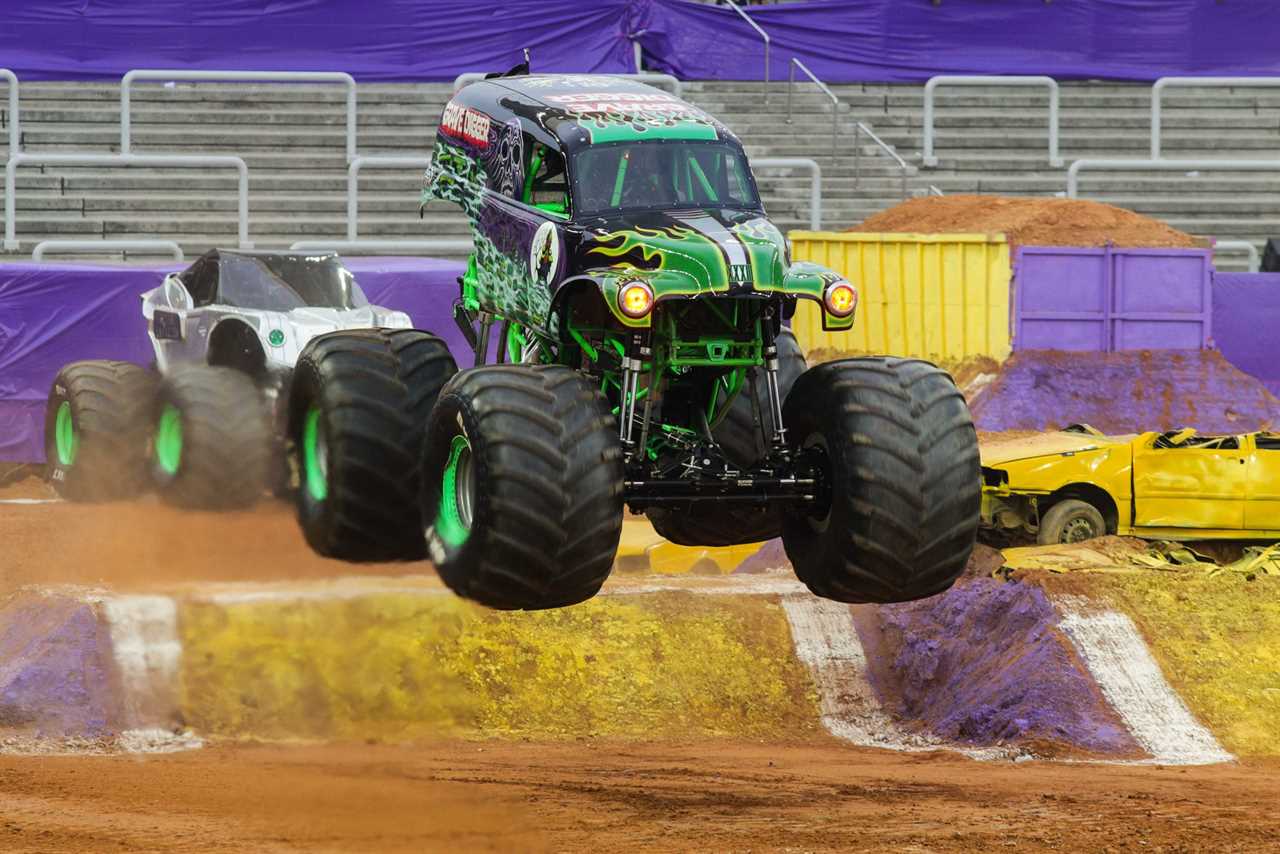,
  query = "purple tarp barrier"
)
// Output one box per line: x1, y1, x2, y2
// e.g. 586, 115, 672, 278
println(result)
5, 0, 1280, 84
0, 257, 465, 463
1212, 272, 1280, 400
0, 0, 636, 82
640, 0, 1280, 83
1013, 246, 1212, 353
